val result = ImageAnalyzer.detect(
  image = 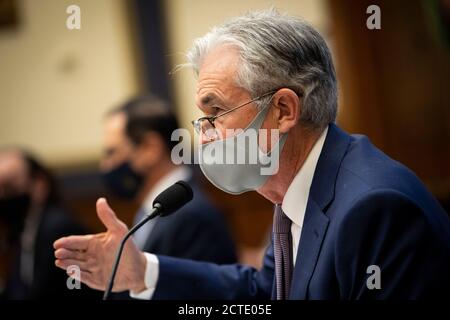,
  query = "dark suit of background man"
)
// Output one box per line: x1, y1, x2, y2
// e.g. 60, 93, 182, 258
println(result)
54, 9, 450, 299
100, 96, 236, 263
0, 149, 100, 299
